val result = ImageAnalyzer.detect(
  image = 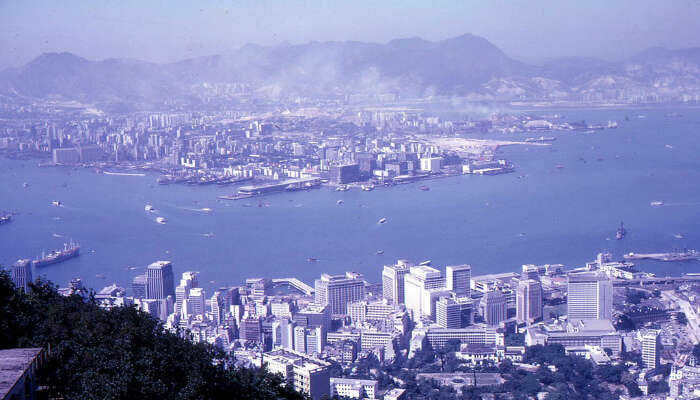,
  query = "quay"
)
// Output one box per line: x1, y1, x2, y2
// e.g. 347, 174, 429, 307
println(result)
271, 278, 315, 296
